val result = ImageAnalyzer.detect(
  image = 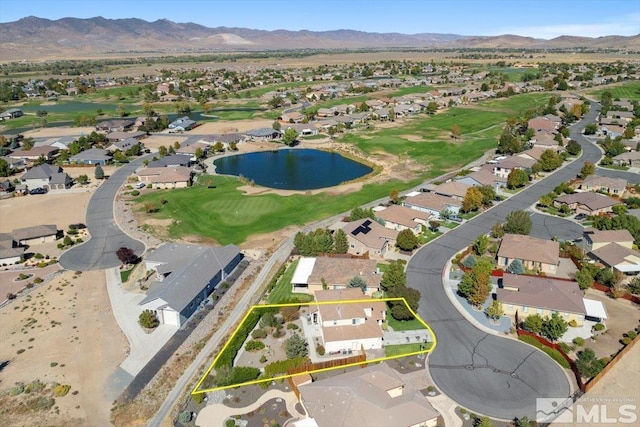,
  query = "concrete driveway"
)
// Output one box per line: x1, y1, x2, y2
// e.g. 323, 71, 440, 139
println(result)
406, 102, 609, 419
59, 157, 148, 271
